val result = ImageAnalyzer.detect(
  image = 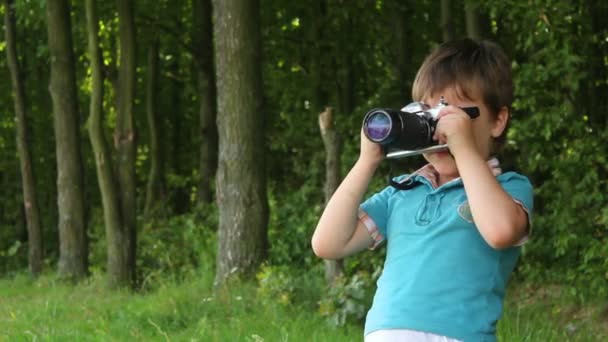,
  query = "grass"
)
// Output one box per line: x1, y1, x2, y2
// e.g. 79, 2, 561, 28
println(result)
497, 282, 608, 342
0, 272, 360, 341
0, 272, 606, 341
